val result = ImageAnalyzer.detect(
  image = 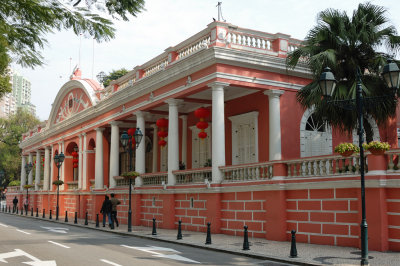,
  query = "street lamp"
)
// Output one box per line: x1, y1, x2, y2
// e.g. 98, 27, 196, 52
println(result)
120, 127, 143, 232
53, 151, 65, 220
319, 61, 400, 266
24, 162, 33, 212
